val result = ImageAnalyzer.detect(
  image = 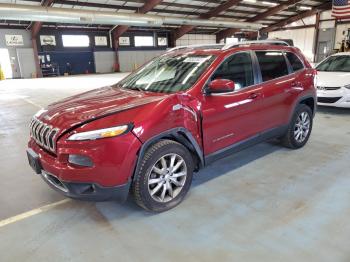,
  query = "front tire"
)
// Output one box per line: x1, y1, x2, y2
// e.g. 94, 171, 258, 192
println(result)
131, 139, 194, 212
